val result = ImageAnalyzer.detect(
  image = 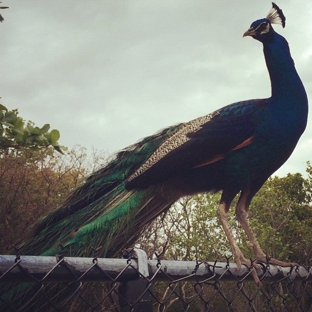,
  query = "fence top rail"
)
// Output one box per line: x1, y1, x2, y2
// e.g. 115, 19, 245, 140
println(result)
1, 254, 311, 284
